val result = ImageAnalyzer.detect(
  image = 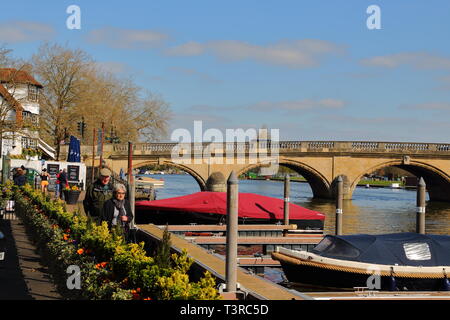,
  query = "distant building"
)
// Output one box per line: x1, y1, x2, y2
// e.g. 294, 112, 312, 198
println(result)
0, 68, 55, 159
